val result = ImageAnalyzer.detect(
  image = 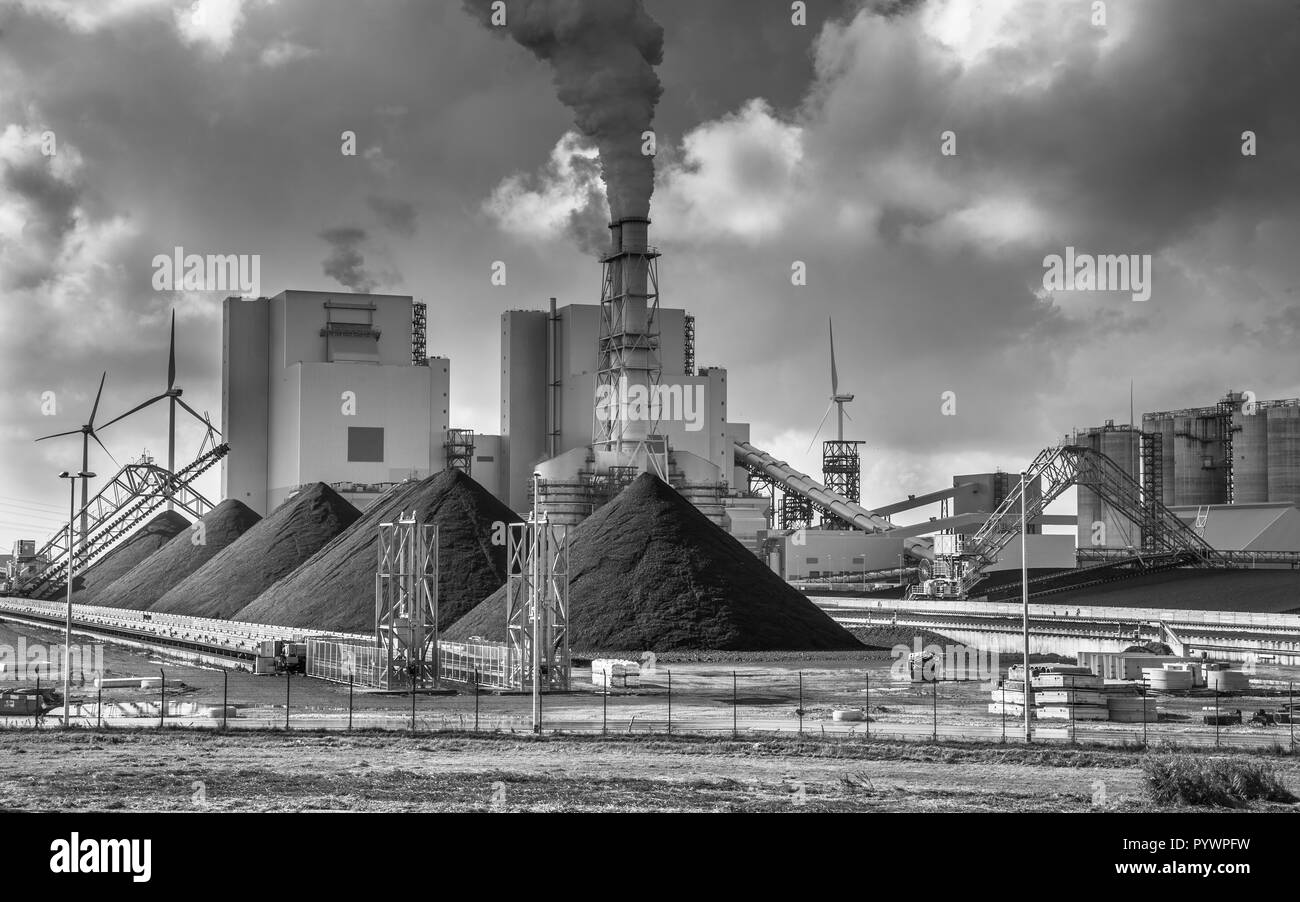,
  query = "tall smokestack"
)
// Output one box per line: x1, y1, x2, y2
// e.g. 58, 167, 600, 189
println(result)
462, 0, 664, 220
594, 215, 658, 456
